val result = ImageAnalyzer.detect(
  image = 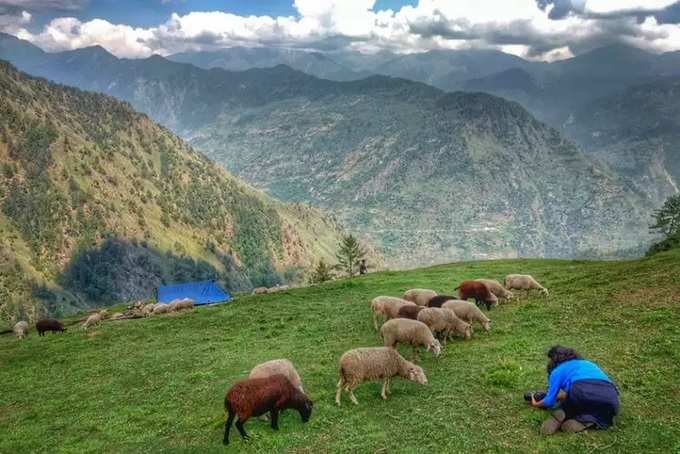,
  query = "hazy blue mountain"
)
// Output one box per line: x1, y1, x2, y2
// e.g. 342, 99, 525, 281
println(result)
0, 34, 656, 264
373, 48, 541, 90
168, 46, 367, 81
460, 44, 680, 127
564, 77, 680, 205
